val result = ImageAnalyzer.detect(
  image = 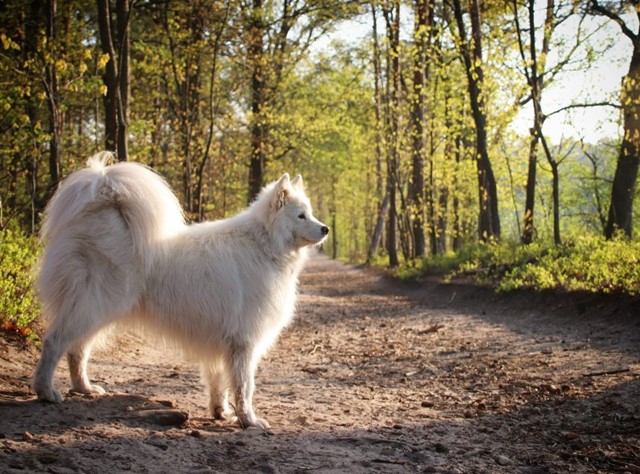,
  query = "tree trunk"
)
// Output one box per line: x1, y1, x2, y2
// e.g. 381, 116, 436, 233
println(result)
452, 133, 463, 251
371, 6, 384, 205
96, 0, 131, 161
247, 0, 267, 203
589, 1, 640, 238
20, 0, 44, 230
427, 127, 437, 255
535, 128, 562, 245
116, 0, 129, 162
605, 42, 640, 238
366, 195, 390, 265
408, 0, 433, 258
437, 187, 449, 253
452, 0, 500, 241
196, 5, 228, 221
45, 0, 61, 193
521, 132, 538, 244
550, 160, 561, 246
366, 4, 386, 265
97, 0, 118, 154
386, 168, 399, 267
384, 2, 401, 267
517, 0, 555, 244
331, 212, 338, 259
427, 153, 436, 255
582, 145, 608, 232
